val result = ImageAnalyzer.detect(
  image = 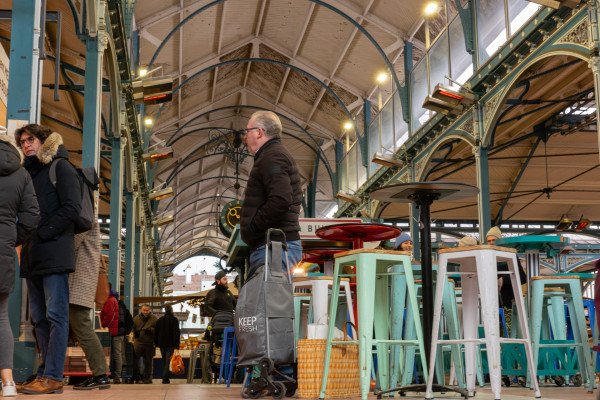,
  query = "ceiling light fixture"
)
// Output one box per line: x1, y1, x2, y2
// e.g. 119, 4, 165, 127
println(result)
424, 2, 439, 15
132, 76, 174, 106
574, 217, 591, 232
343, 122, 353, 130
162, 287, 173, 294
158, 260, 174, 268
149, 187, 174, 201
160, 272, 174, 279
144, 118, 153, 126
422, 96, 462, 115
525, 0, 580, 8
152, 215, 174, 227
431, 84, 476, 106
157, 247, 174, 255
162, 280, 174, 287
372, 152, 403, 168
141, 146, 174, 163
376, 72, 388, 83
554, 216, 572, 232
336, 190, 360, 204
